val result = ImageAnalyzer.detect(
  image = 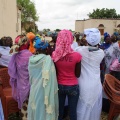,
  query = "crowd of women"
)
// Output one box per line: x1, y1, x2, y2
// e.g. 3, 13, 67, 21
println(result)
0, 28, 120, 120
